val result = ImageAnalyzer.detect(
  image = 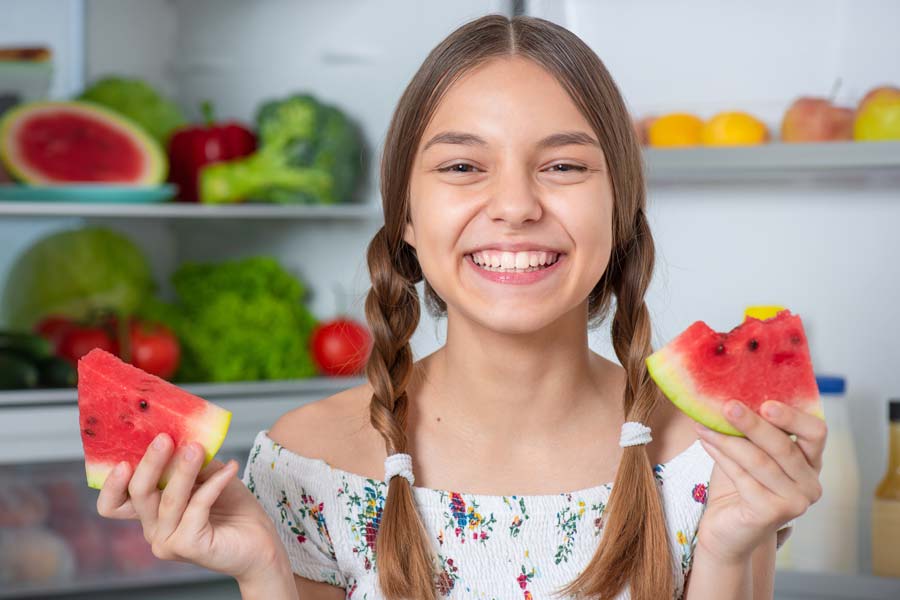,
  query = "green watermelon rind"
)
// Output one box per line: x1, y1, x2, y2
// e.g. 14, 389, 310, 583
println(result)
84, 405, 232, 491
0, 100, 167, 185
646, 347, 744, 436
647, 336, 825, 437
